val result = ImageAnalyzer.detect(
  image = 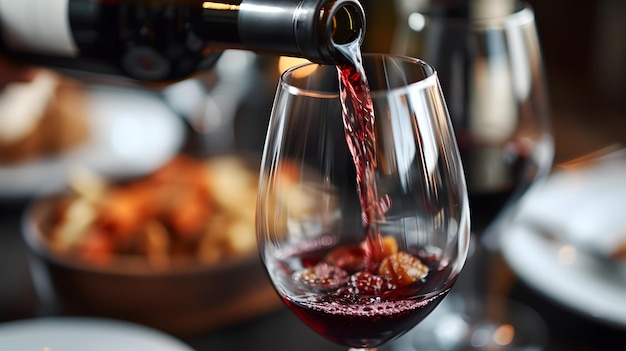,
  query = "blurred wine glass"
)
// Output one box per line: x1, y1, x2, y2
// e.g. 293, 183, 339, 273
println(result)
390, 1, 554, 350
256, 54, 470, 350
